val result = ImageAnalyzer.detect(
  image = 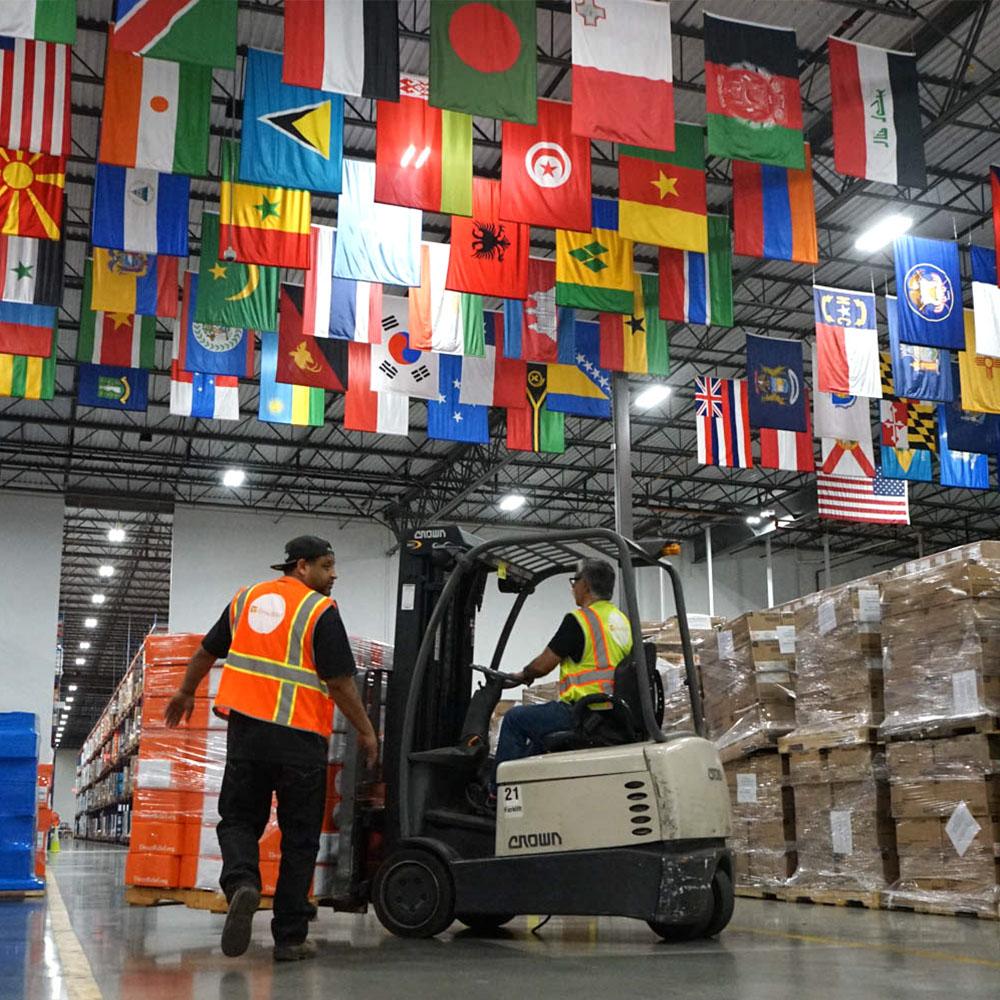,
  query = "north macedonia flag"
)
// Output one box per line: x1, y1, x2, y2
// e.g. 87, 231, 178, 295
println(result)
0, 149, 65, 241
